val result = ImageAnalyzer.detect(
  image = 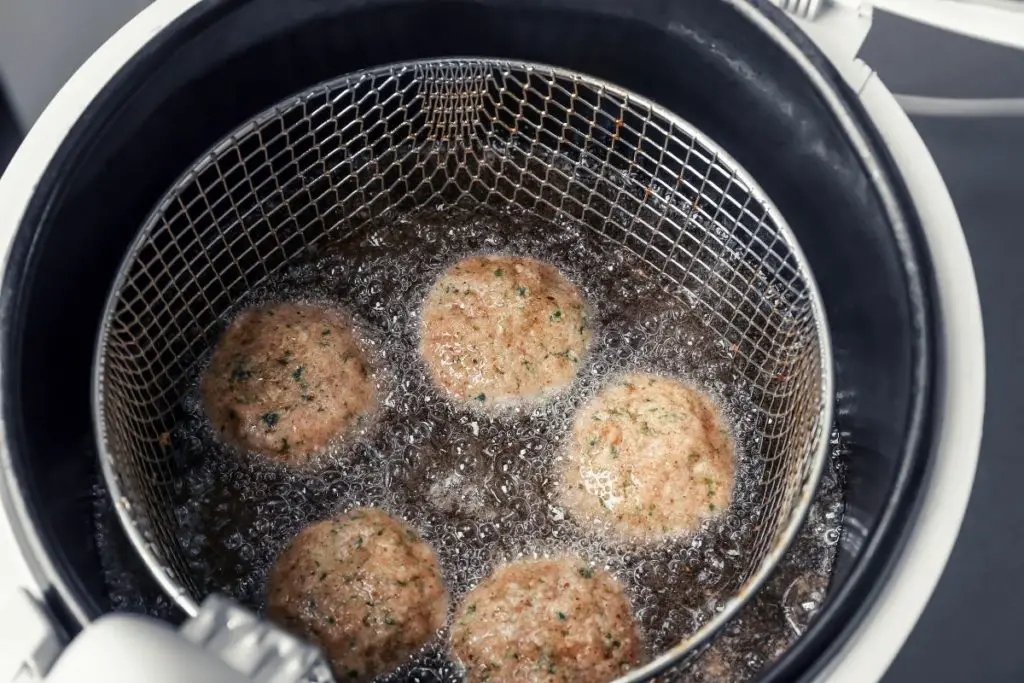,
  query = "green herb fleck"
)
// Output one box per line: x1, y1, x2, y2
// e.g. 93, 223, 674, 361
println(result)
467, 603, 477, 614
261, 412, 279, 428
385, 615, 397, 625
517, 286, 527, 296
557, 611, 566, 621
230, 363, 252, 383
550, 309, 563, 321
494, 268, 504, 277
322, 328, 332, 336
578, 567, 595, 579
355, 535, 364, 549
291, 366, 304, 381
476, 393, 486, 402
327, 616, 336, 624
